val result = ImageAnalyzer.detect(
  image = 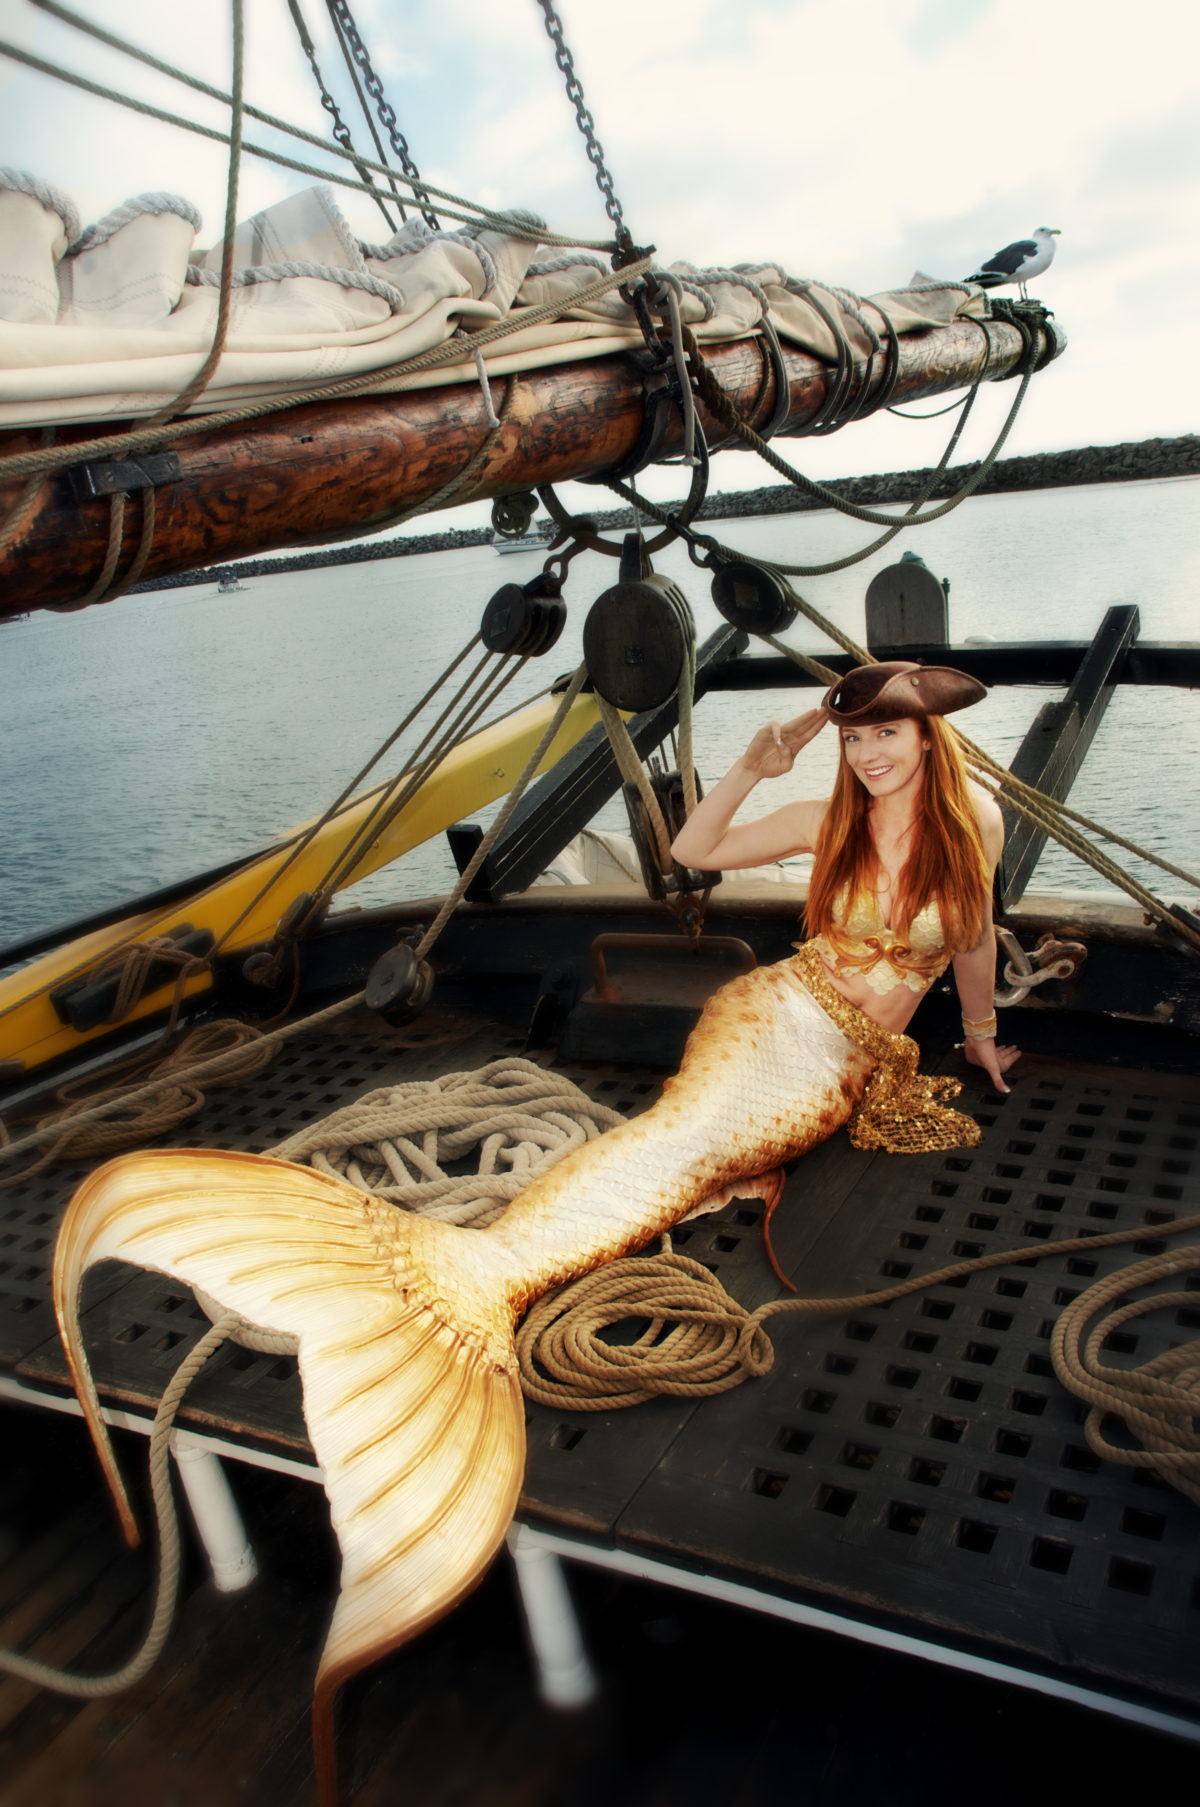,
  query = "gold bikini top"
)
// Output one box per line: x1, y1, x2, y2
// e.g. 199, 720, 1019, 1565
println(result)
816, 886, 952, 997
